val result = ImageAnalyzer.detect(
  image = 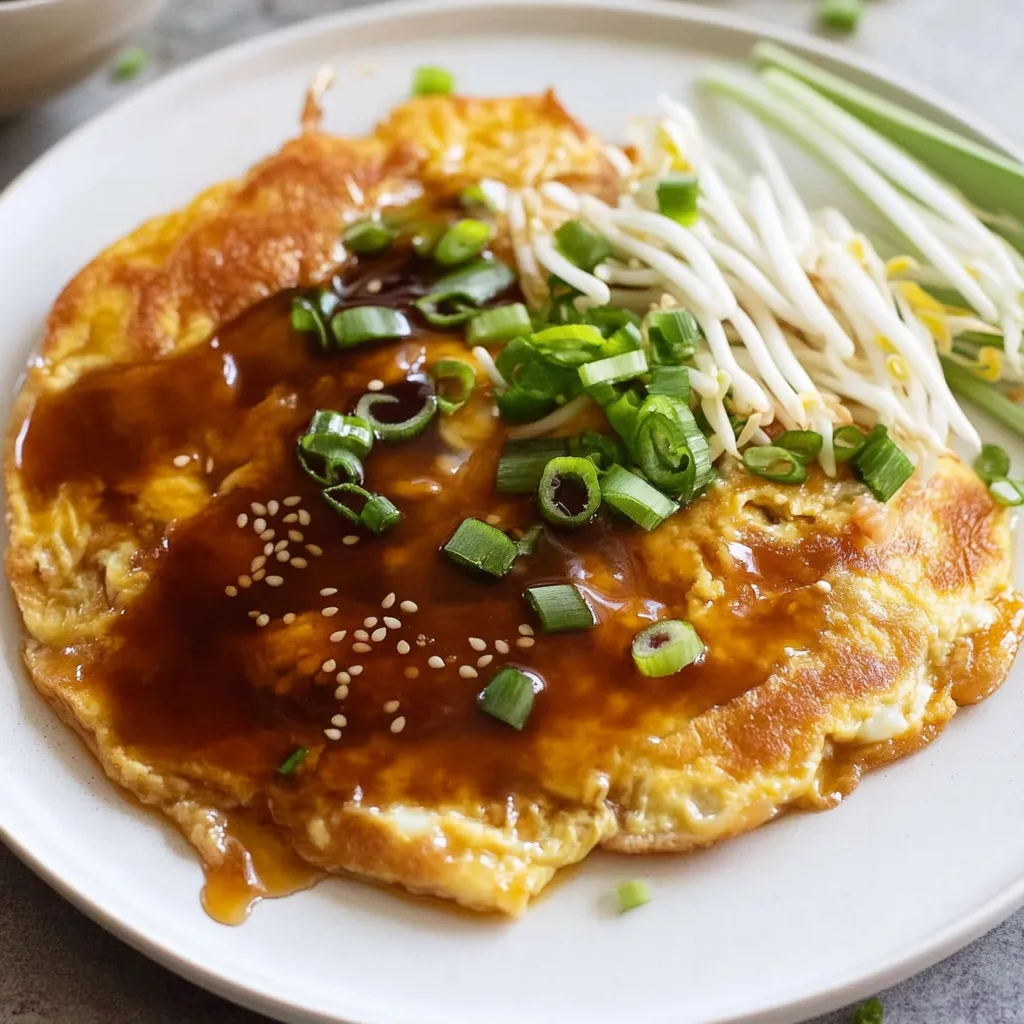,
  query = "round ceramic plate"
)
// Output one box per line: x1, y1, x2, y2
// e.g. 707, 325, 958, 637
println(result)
2, 2, 1023, 1022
